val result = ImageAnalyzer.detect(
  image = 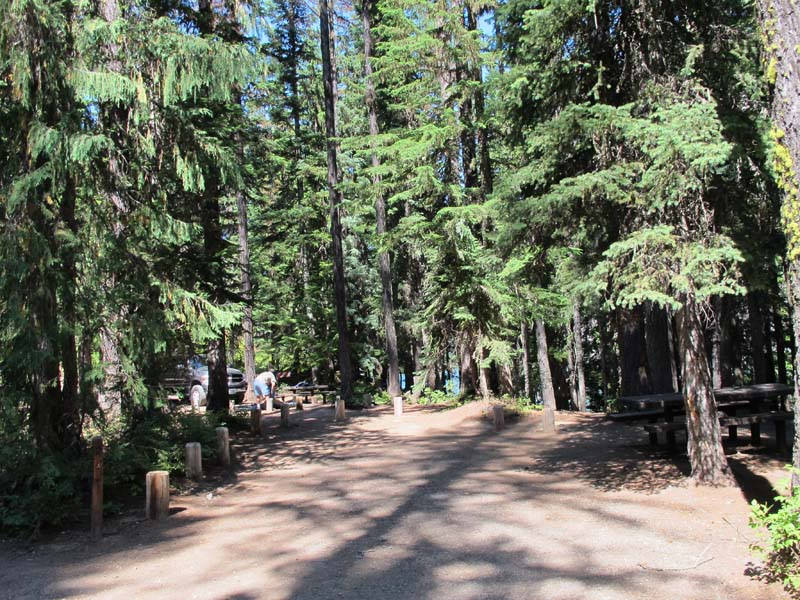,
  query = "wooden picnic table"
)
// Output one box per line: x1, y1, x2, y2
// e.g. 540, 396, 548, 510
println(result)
620, 383, 792, 415
282, 384, 334, 404
619, 383, 794, 450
